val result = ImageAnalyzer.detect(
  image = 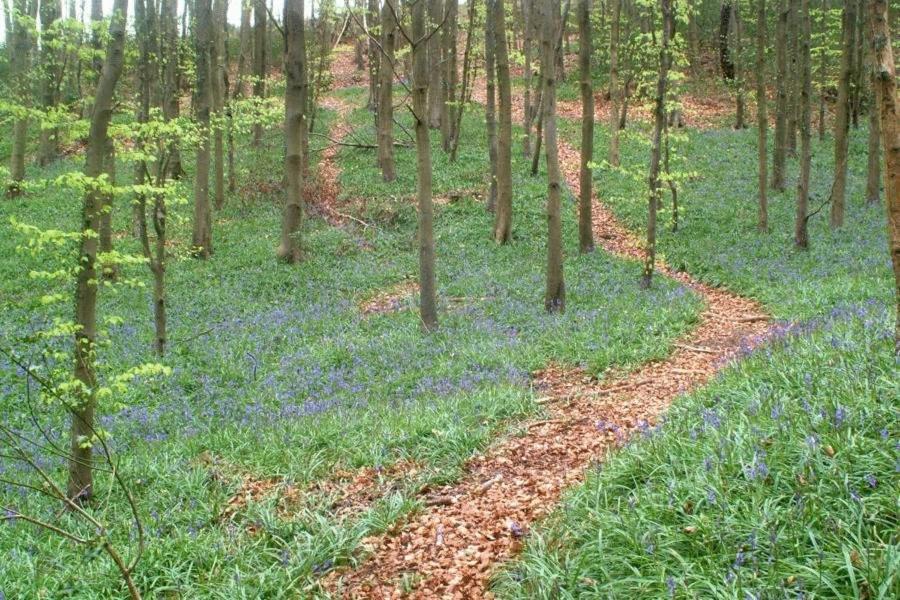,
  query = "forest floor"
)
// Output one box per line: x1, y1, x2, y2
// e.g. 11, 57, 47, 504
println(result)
0, 47, 895, 599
